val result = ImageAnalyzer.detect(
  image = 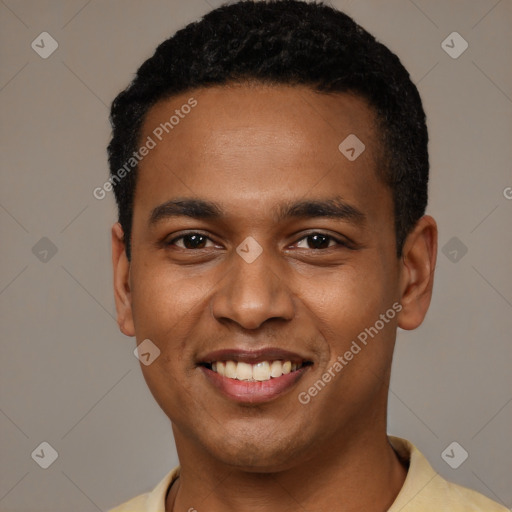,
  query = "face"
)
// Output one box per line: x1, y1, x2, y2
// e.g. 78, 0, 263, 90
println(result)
112, 84, 436, 472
